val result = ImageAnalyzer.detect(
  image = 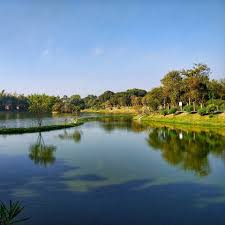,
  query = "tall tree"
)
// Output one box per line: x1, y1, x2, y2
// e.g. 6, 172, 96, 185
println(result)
98, 91, 114, 103
161, 70, 183, 107
182, 63, 210, 107
142, 87, 164, 111
28, 94, 53, 127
